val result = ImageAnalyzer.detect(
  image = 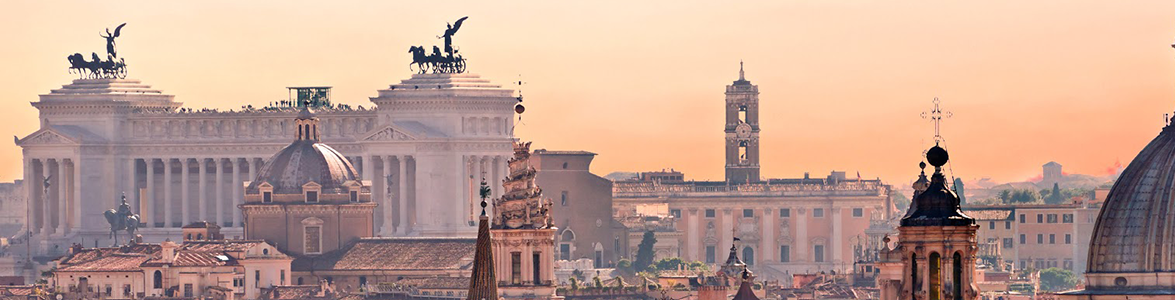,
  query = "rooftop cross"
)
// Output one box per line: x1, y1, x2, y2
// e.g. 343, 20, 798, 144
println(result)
921, 97, 952, 142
